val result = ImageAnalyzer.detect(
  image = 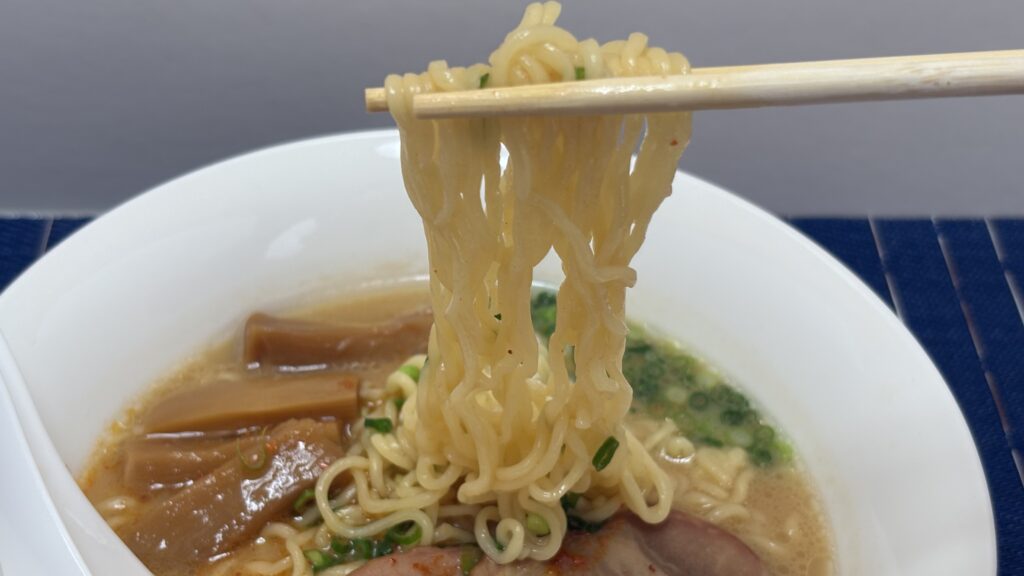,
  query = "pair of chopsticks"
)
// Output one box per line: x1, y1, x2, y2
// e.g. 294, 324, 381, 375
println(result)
365, 50, 1024, 118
